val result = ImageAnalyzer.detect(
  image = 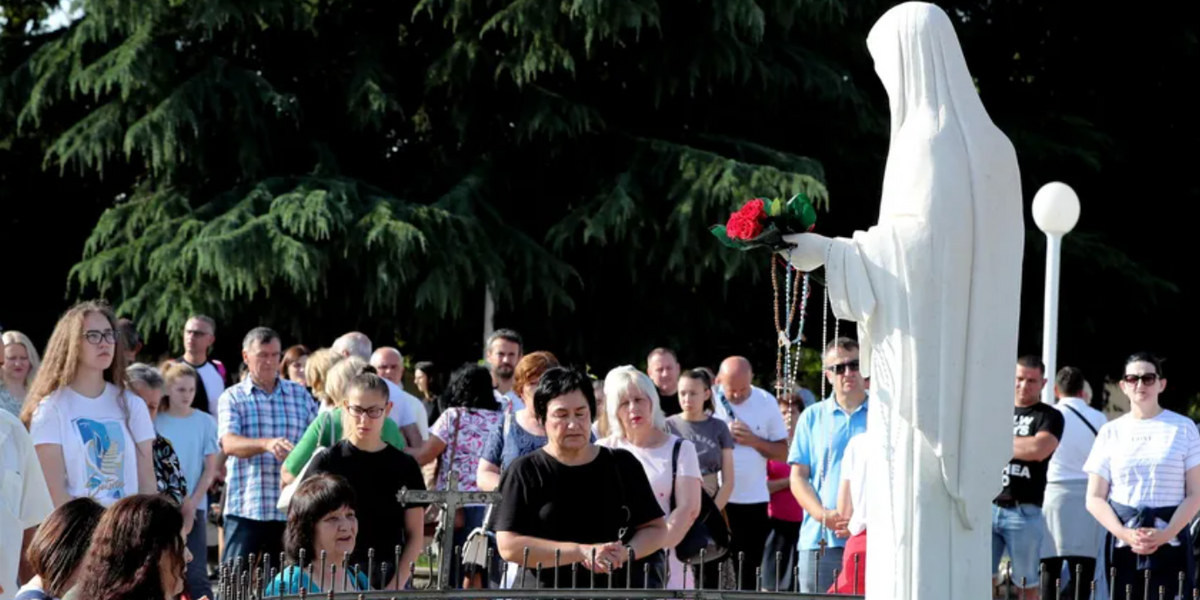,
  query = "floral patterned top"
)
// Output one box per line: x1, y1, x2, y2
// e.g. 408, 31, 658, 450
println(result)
430, 407, 502, 492
0, 384, 21, 418
153, 433, 188, 505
